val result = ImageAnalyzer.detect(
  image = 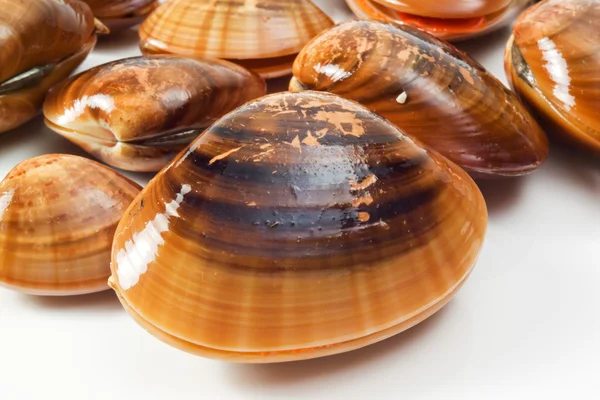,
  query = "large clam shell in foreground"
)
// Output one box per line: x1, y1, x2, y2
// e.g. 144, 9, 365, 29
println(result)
109, 91, 487, 362
291, 20, 549, 178
505, 0, 600, 153
138, 0, 334, 79
44, 56, 266, 172
0, 155, 140, 296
